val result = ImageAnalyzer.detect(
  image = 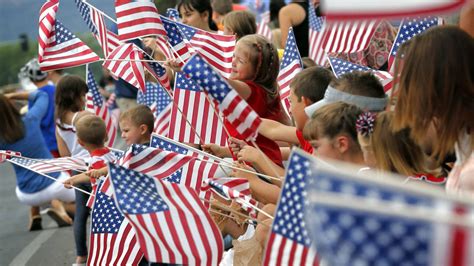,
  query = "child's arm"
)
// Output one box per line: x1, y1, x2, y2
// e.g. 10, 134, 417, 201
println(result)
258, 118, 299, 144
237, 145, 285, 186
226, 79, 252, 100
86, 166, 108, 179
231, 163, 281, 205
63, 173, 89, 189
201, 144, 232, 158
